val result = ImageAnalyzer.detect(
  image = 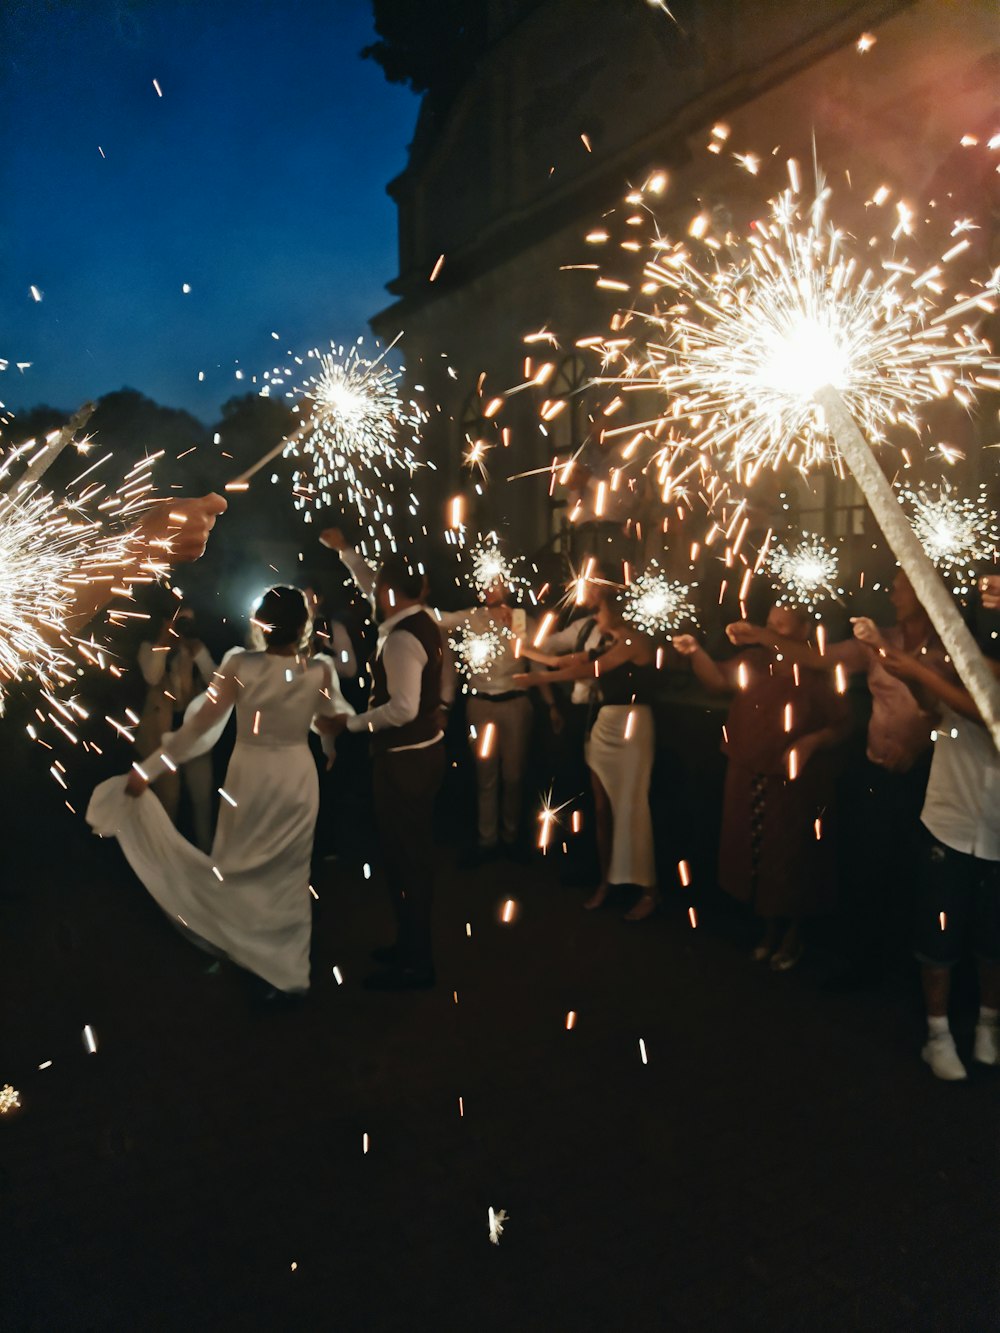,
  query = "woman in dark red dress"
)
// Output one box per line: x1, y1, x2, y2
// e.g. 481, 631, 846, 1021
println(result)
674, 605, 851, 969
